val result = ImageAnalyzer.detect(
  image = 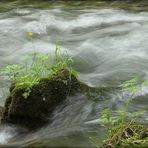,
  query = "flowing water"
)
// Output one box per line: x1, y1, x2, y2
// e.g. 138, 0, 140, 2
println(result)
0, 0, 148, 147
